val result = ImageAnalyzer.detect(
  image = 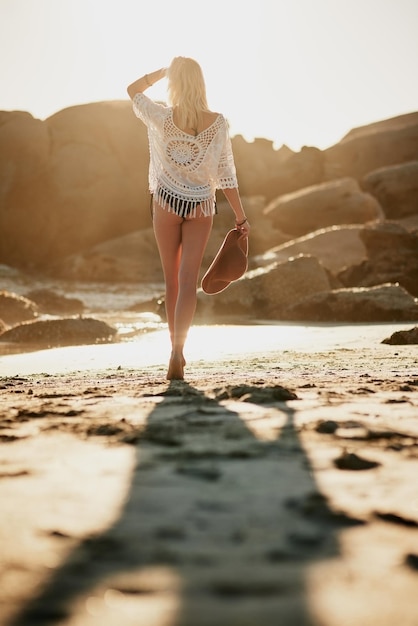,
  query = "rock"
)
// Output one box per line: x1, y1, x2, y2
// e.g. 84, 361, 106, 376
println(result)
334, 451, 380, 471
1, 106, 417, 277
381, 326, 418, 345
0, 291, 38, 325
405, 554, 418, 570
323, 113, 418, 181
338, 222, 418, 297
49, 228, 164, 283
264, 178, 382, 237
232, 136, 295, 200
0, 317, 117, 346
0, 103, 149, 271
215, 384, 297, 402
341, 111, 418, 141
316, 420, 339, 434
361, 220, 418, 256
256, 224, 368, 275
374, 512, 418, 527
197, 254, 331, 322
397, 213, 418, 232
260, 146, 325, 201
285, 283, 418, 322
362, 161, 418, 219
24, 288, 84, 315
